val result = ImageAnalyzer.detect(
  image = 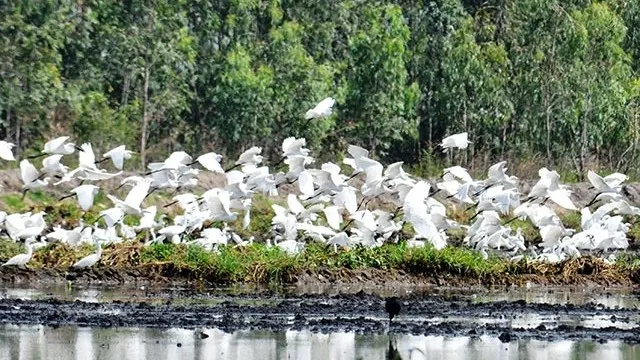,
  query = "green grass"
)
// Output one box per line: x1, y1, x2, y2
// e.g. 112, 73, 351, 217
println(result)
0, 235, 637, 285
